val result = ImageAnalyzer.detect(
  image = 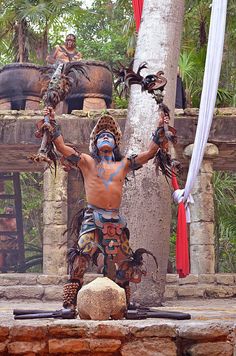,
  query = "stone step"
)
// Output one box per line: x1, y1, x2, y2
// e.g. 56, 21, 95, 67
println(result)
0, 273, 235, 301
